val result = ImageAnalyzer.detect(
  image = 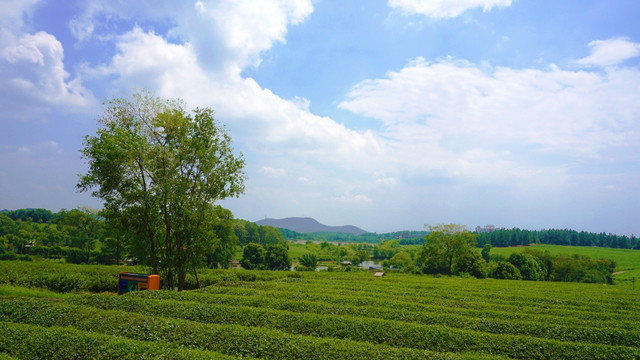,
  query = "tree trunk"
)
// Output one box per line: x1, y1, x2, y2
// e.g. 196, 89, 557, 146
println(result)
193, 265, 200, 289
